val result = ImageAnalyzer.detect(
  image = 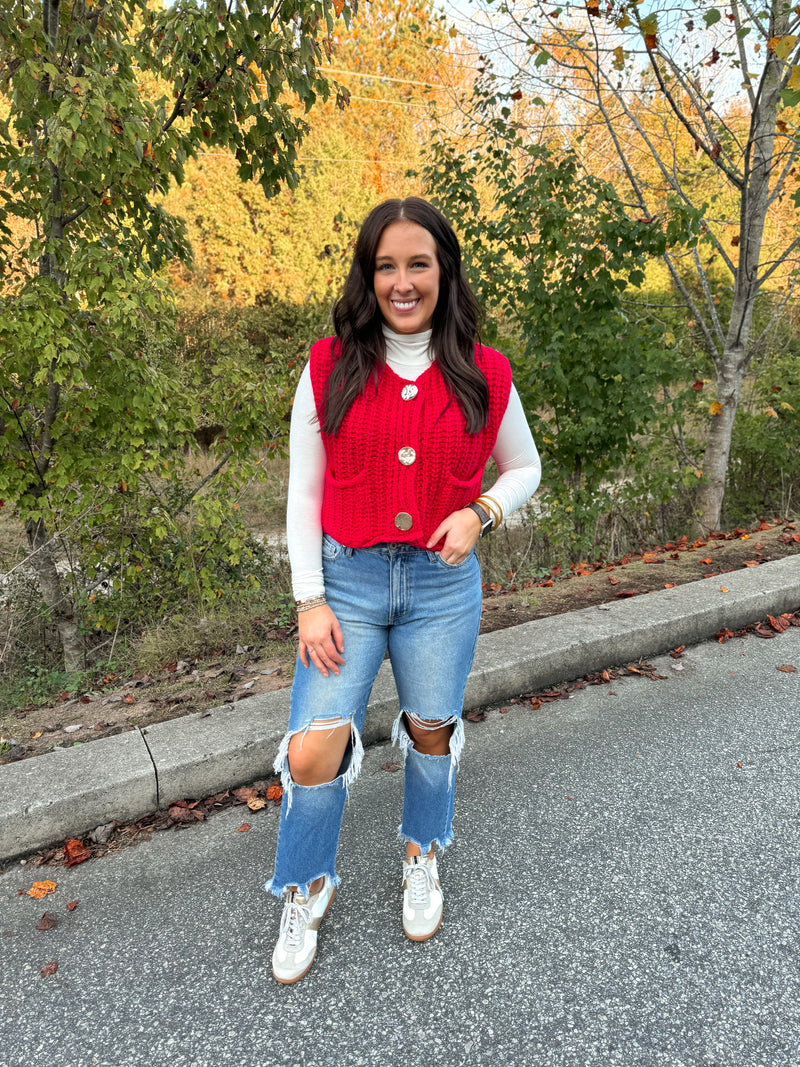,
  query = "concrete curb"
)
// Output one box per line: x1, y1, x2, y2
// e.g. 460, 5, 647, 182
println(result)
2, 555, 799, 862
